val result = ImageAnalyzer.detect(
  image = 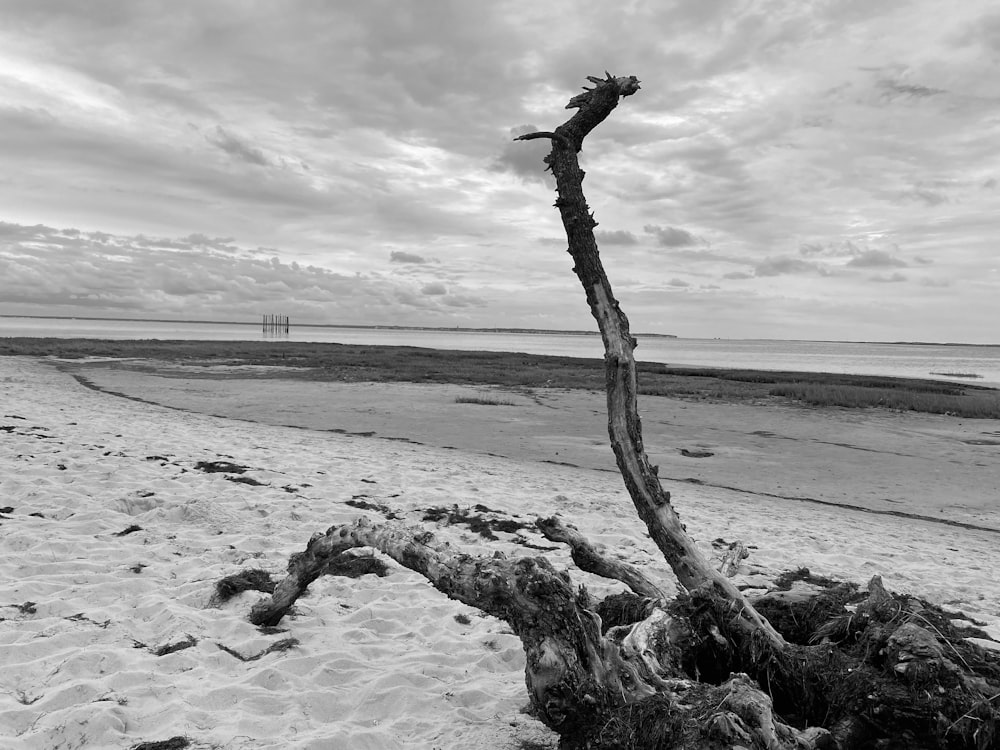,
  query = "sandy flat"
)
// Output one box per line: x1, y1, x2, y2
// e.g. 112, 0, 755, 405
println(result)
1, 356, 999, 749
70, 360, 1000, 531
